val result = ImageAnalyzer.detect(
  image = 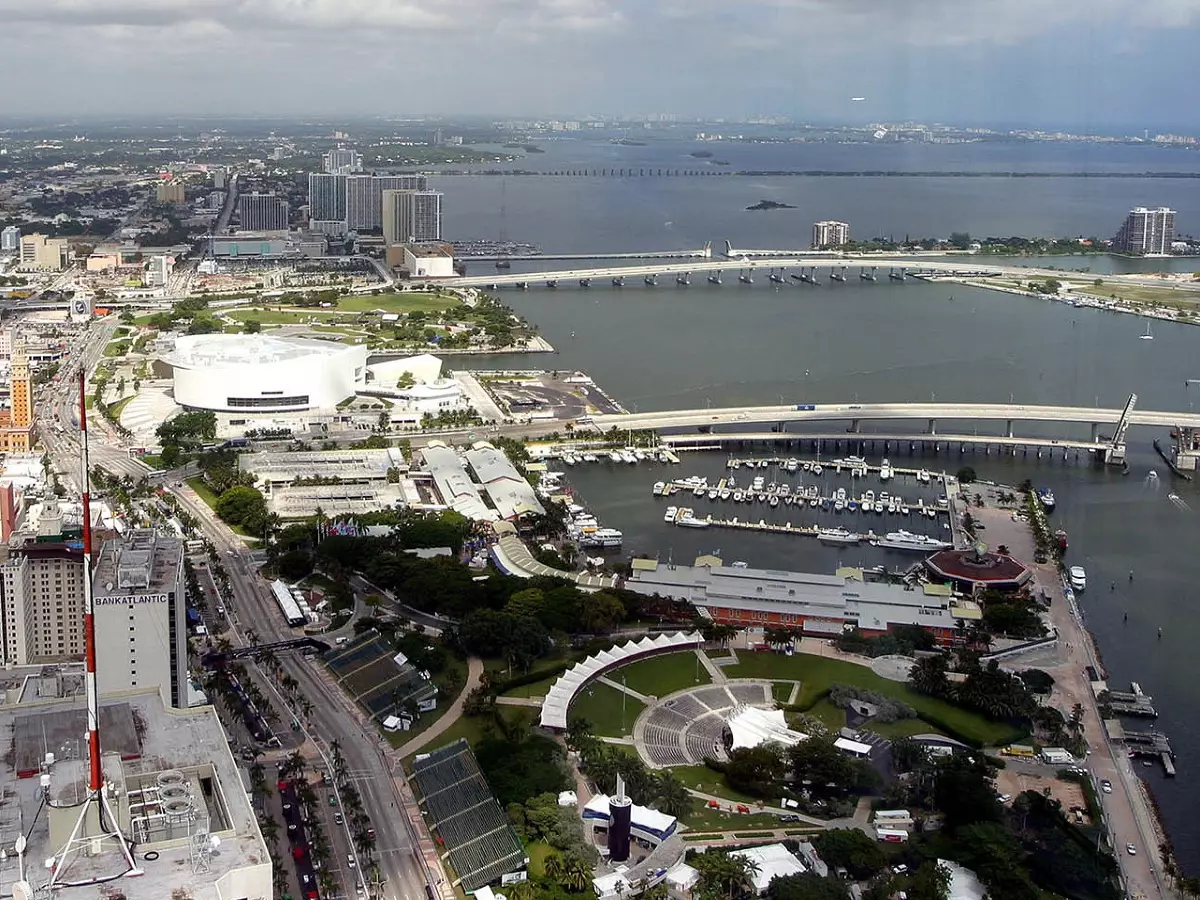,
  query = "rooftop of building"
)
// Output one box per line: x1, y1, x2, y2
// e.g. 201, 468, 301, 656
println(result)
162, 332, 362, 368
92, 528, 182, 596
403, 243, 453, 258
925, 547, 1032, 587
239, 447, 407, 481
0, 689, 269, 900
